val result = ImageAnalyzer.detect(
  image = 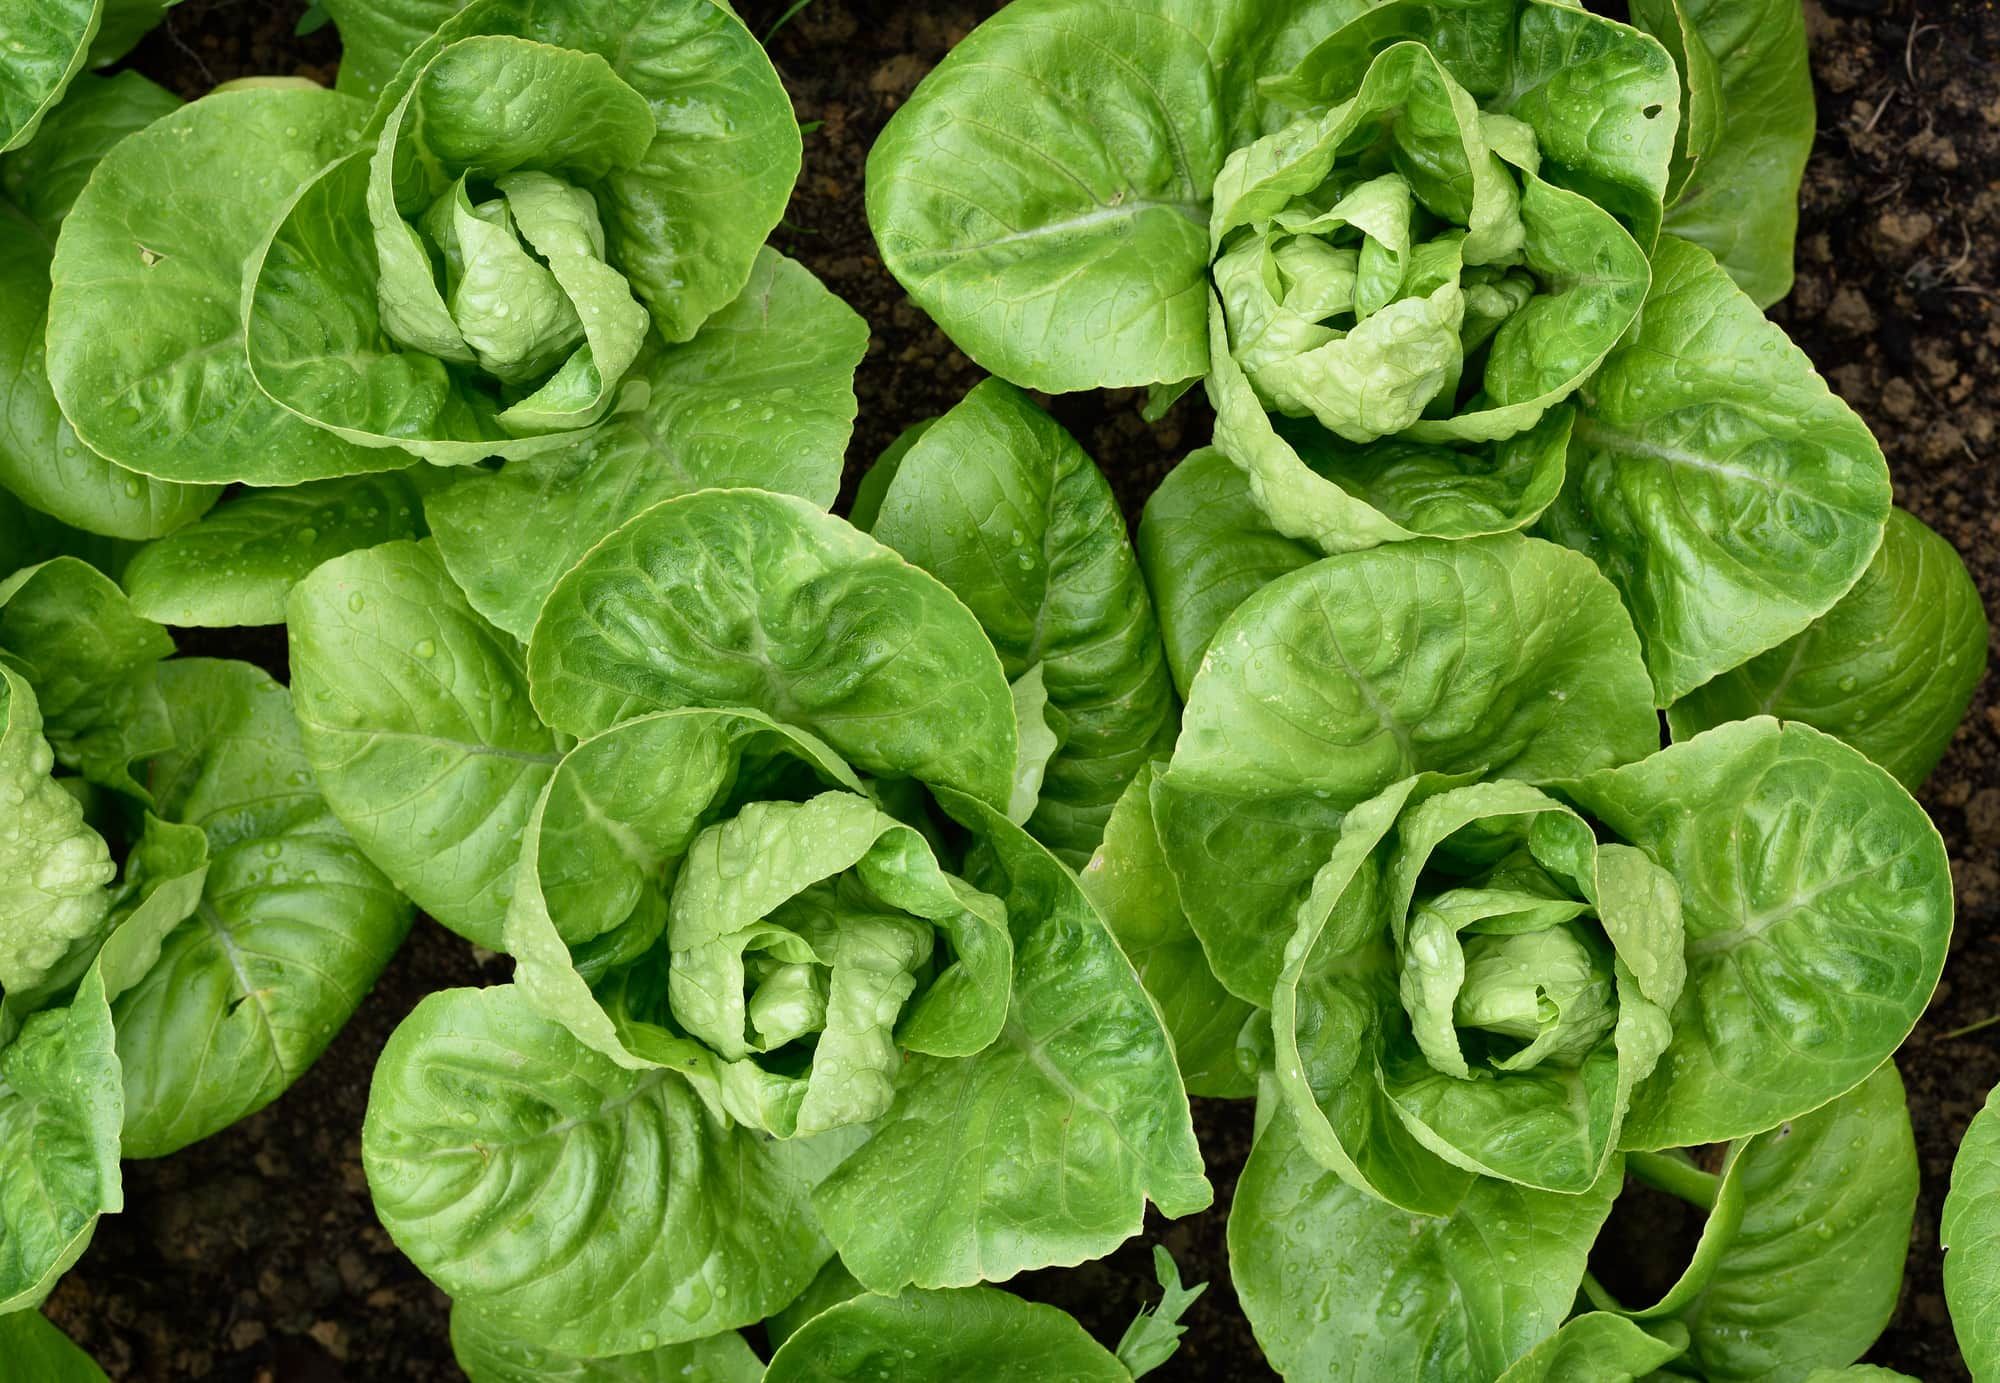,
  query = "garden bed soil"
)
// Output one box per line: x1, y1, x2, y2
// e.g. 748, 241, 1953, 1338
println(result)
36, 1, 2000, 1377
